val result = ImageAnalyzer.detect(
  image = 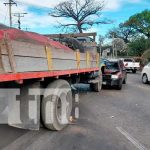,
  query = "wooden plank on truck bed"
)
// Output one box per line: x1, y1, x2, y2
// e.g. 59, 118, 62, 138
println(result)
4, 34, 17, 73
0, 42, 5, 73
2, 55, 48, 72
1, 40, 46, 58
